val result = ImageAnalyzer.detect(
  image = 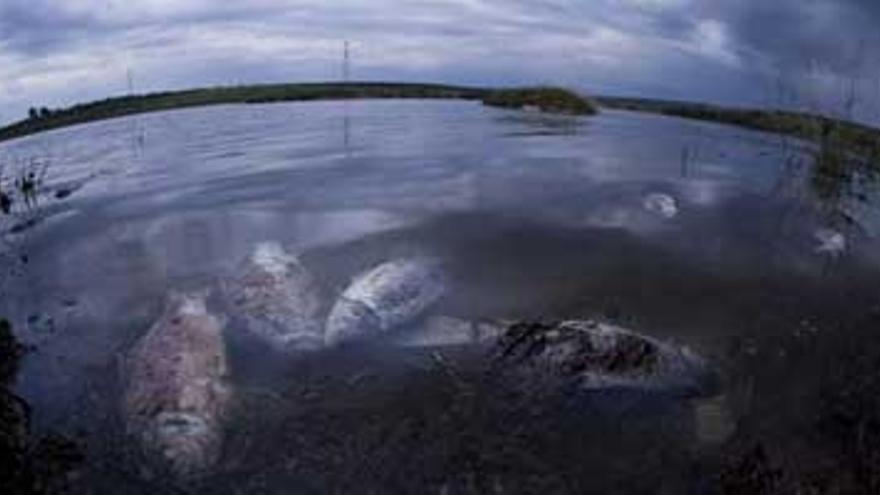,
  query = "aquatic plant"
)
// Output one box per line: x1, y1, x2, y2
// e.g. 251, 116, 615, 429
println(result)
0, 152, 55, 299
